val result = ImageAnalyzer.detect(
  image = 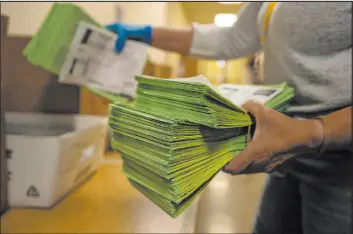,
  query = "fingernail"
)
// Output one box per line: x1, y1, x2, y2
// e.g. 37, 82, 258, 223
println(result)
222, 165, 233, 174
